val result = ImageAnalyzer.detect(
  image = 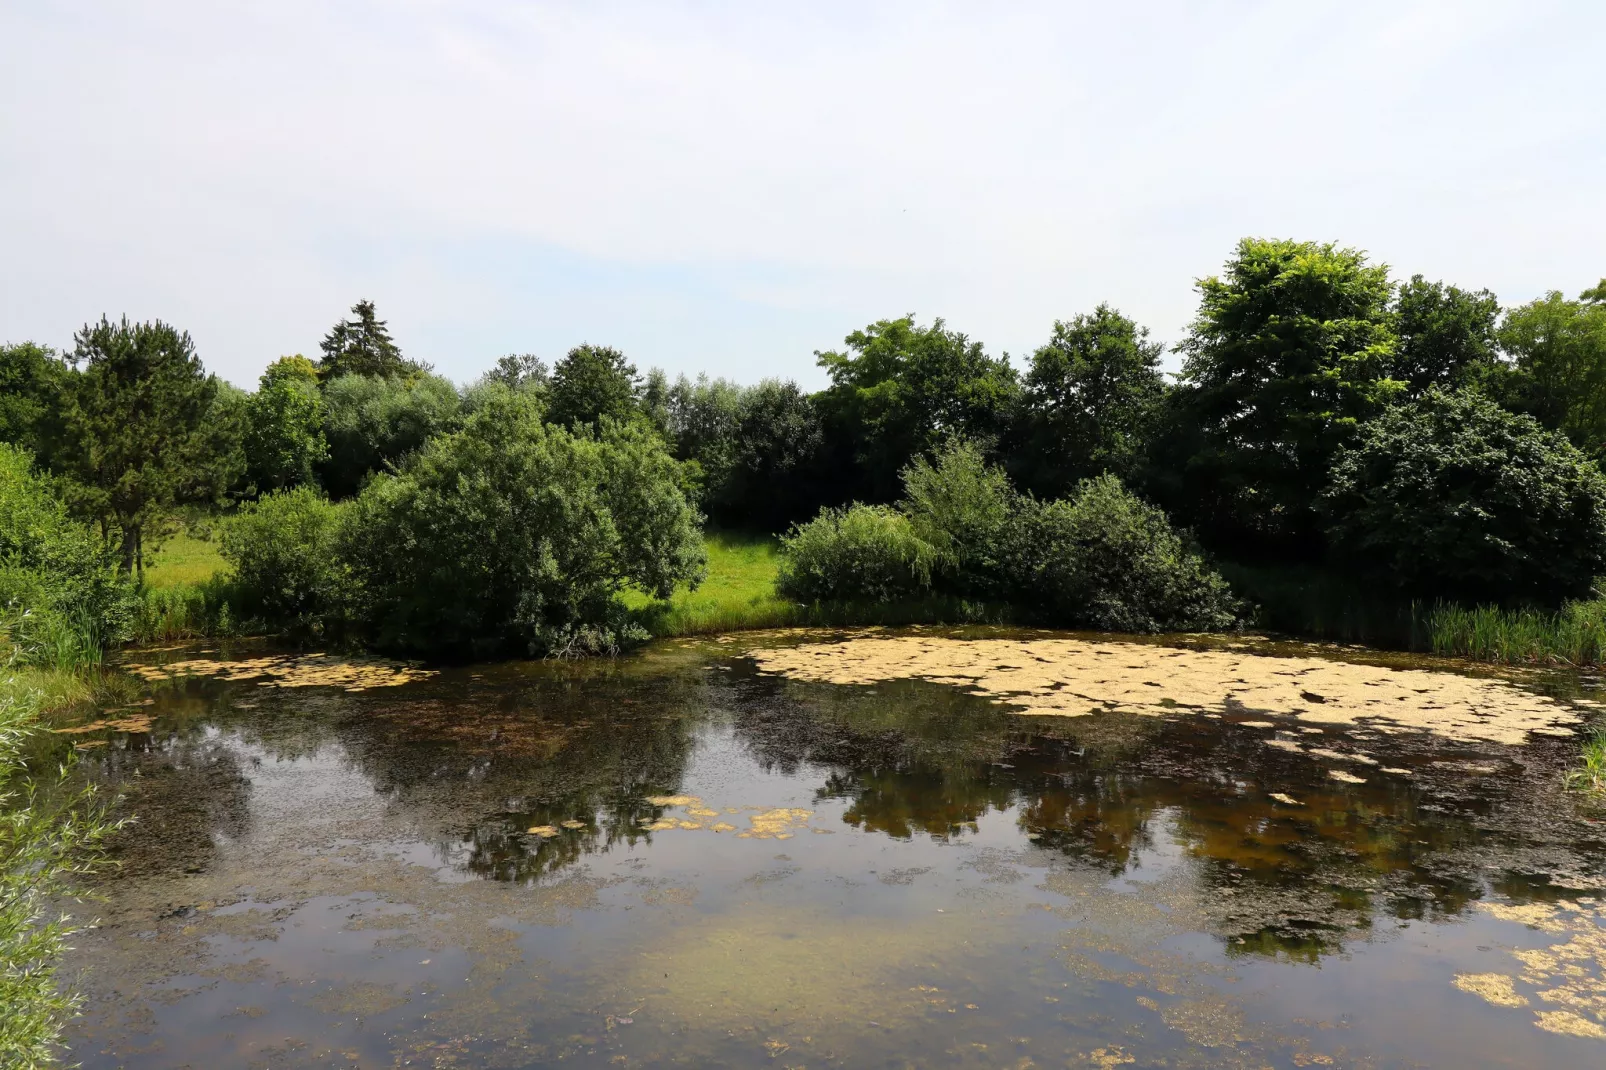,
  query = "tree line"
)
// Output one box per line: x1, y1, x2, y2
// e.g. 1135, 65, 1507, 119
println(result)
3, 238, 1606, 645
